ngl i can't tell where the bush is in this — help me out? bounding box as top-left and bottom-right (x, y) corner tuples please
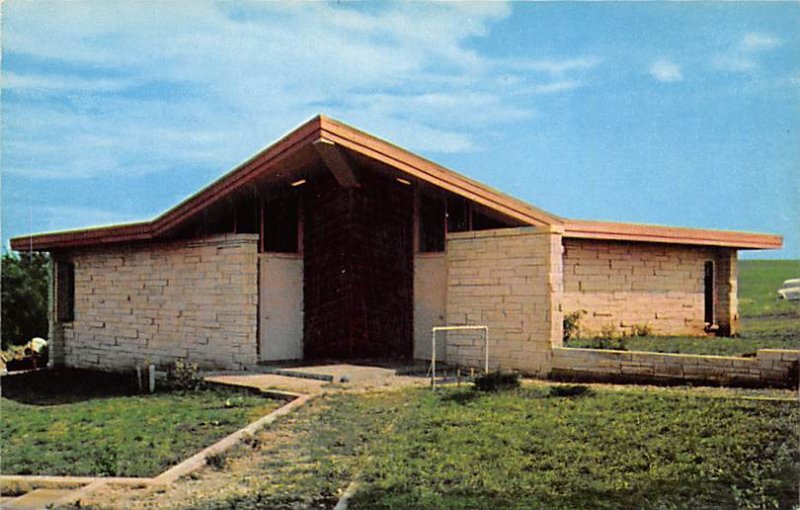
(205, 451), (229, 470)
(563, 310), (585, 341)
(166, 359), (203, 391)
(631, 323), (653, 337)
(474, 371), (520, 392)
(587, 324), (627, 350)
(1, 252), (49, 350)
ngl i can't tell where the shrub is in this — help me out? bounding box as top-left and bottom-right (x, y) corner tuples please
(631, 323), (653, 337)
(166, 359), (203, 391)
(563, 310), (586, 341)
(241, 432), (262, 450)
(1, 252), (49, 350)
(205, 451), (229, 470)
(474, 371), (520, 392)
(588, 324), (627, 350)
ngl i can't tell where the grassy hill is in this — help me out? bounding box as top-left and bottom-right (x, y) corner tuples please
(738, 259), (800, 317)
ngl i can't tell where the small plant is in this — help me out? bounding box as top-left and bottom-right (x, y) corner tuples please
(205, 451), (229, 470)
(241, 431), (262, 450)
(588, 324), (627, 350)
(167, 359), (203, 391)
(474, 371), (520, 392)
(563, 310), (586, 341)
(599, 323), (617, 339)
(631, 323), (653, 337)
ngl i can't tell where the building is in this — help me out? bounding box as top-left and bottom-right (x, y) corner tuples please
(10, 116), (782, 374)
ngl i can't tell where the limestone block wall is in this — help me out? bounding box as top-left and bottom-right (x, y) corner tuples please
(445, 227), (563, 375)
(563, 239), (737, 337)
(552, 347), (800, 388)
(57, 234), (259, 371)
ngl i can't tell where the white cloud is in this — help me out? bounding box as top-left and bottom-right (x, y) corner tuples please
(649, 59), (683, 82)
(2, 1), (601, 180)
(529, 80), (584, 94)
(507, 57), (602, 76)
(713, 32), (782, 73)
(742, 32), (781, 51)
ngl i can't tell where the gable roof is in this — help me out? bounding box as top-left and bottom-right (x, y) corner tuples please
(10, 115), (782, 251)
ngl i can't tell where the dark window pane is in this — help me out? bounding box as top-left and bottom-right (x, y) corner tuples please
(264, 195), (299, 253)
(419, 195), (445, 252)
(472, 209), (509, 231)
(447, 196), (469, 233)
(235, 200), (259, 234)
(57, 262), (75, 322)
(704, 261), (715, 324)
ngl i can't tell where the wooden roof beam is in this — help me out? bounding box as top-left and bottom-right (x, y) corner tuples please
(313, 138), (360, 188)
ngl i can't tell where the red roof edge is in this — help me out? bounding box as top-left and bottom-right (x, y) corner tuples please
(9, 115), (784, 253)
(563, 219), (783, 250)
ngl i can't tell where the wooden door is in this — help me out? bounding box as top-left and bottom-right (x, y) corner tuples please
(259, 254), (303, 361)
(413, 254), (447, 361)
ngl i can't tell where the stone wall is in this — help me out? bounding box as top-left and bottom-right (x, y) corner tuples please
(445, 227), (562, 374)
(56, 234), (259, 371)
(562, 239), (738, 337)
(552, 347), (800, 388)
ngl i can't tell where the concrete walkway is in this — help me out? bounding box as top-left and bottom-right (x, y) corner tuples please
(207, 362), (433, 394)
(2, 489), (74, 510)
(0, 363), (430, 509)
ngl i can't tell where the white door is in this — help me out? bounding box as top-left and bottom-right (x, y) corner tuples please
(259, 254), (303, 361)
(414, 254), (447, 361)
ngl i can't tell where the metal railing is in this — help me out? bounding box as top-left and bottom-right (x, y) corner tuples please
(430, 325), (489, 389)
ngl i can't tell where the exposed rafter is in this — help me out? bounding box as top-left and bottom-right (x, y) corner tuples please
(313, 138), (360, 188)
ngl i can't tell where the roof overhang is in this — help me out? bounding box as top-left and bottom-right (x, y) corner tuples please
(9, 115), (783, 253)
(10, 115), (561, 252)
(563, 219), (783, 250)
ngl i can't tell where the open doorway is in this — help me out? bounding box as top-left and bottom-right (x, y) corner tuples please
(704, 260), (715, 326)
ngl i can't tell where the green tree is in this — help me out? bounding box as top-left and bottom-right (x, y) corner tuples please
(1, 251), (49, 349)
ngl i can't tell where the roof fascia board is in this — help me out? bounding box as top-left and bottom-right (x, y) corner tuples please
(563, 220), (783, 250)
(11, 117), (322, 251)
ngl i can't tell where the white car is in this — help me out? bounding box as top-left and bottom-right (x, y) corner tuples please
(777, 278), (800, 300)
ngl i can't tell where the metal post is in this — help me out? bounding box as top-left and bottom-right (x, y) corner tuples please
(484, 326), (489, 374)
(431, 329), (436, 390)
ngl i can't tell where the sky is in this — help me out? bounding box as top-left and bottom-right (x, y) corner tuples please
(2, 1), (798, 259)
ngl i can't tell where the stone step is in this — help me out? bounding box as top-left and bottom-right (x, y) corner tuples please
(2, 488), (75, 510)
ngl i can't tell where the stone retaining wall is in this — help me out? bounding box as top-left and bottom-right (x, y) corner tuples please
(56, 234), (259, 371)
(551, 346), (799, 388)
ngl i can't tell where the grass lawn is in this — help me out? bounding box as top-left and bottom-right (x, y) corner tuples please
(101, 384), (799, 510)
(0, 369), (279, 478)
(739, 259), (800, 317)
(566, 259), (800, 356)
(566, 315), (799, 357)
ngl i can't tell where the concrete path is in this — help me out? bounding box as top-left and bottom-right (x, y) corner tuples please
(0, 363), (429, 509)
(205, 373), (327, 394)
(2, 488), (74, 509)
(207, 363), (432, 394)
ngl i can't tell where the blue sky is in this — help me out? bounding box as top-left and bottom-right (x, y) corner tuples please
(2, 1), (798, 258)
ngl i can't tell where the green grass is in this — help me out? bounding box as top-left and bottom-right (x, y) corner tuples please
(566, 260), (800, 356)
(739, 259), (800, 317)
(167, 385), (799, 510)
(566, 316), (799, 356)
(0, 369), (279, 477)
